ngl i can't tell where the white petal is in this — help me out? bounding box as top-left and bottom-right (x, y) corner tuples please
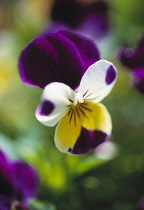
(77, 60), (117, 103)
(35, 82), (76, 127)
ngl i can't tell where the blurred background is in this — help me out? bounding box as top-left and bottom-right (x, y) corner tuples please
(0, 0), (144, 209)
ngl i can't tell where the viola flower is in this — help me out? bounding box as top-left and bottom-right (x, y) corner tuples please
(18, 30), (117, 154)
(49, 0), (109, 39)
(118, 35), (144, 94)
(35, 60), (117, 155)
(0, 150), (39, 210)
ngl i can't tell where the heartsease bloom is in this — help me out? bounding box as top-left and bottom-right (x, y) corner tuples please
(18, 30), (117, 155)
(118, 35), (144, 94)
(49, 0), (109, 39)
(35, 60), (117, 154)
(0, 150), (39, 210)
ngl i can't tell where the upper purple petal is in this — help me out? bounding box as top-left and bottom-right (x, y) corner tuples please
(131, 67), (144, 95)
(18, 30), (100, 89)
(118, 35), (144, 69)
(12, 161), (39, 204)
(71, 128), (108, 155)
(60, 30), (100, 70)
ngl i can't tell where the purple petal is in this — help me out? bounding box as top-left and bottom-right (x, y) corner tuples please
(85, 1), (109, 21)
(18, 30), (99, 90)
(79, 1), (109, 39)
(0, 150), (13, 197)
(12, 161), (39, 203)
(71, 128), (108, 155)
(60, 30), (100, 70)
(50, 0), (109, 39)
(131, 67), (144, 94)
(118, 35), (144, 69)
(51, 0), (84, 28)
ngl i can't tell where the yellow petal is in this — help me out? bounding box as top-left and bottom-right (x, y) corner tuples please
(54, 102), (112, 154)
(54, 107), (82, 154)
(81, 102), (112, 134)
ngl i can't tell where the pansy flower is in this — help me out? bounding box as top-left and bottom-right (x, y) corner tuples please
(118, 35), (144, 94)
(18, 30), (117, 154)
(0, 150), (39, 210)
(49, 0), (109, 39)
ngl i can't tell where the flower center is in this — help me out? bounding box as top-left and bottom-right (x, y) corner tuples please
(70, 92), (84, 106)
(76, 92), (84, 104)
(67, 101), (91, 126)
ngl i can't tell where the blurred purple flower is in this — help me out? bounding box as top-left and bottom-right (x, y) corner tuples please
(0, 150), (39, 210)
(48, 0), (109, 40)
(18, 30), (100, 90)
(118, 36), (144, 94)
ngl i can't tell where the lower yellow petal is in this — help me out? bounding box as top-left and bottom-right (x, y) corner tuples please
(54, 102), (112, 154)
(82, 102), (112, 134)
(54, 108), (82, 154)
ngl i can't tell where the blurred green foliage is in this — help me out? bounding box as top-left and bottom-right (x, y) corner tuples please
(0, 0), (144, 209)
